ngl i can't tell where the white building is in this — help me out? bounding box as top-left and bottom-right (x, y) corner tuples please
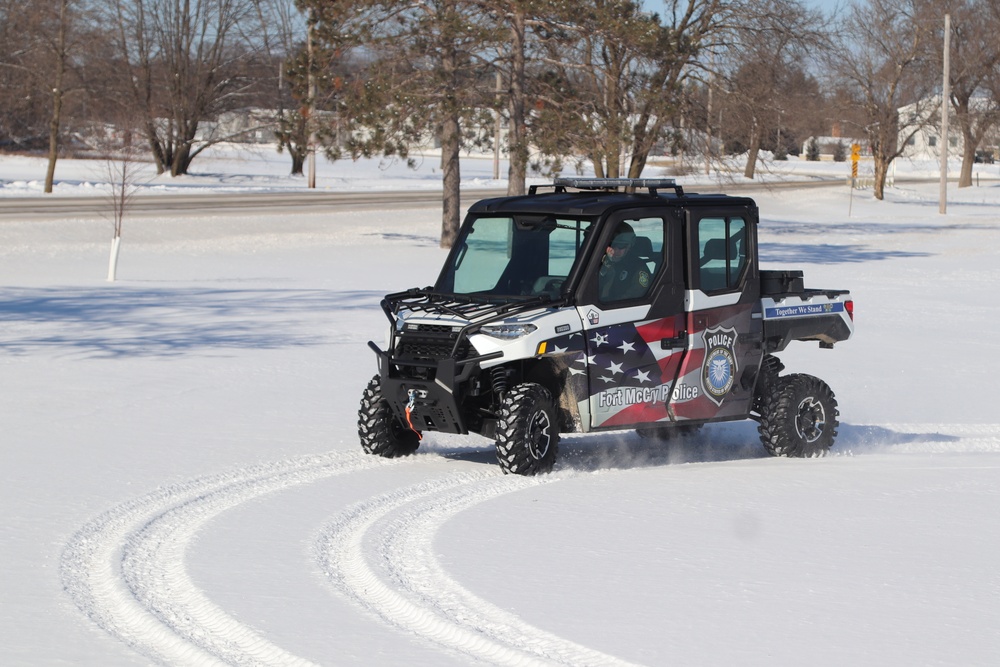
(897, 95), (999, 160)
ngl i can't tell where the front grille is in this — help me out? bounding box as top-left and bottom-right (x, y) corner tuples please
(410, 324), (458, 334)
(395, 324), (472, 363)
(398, 339), (472, 361)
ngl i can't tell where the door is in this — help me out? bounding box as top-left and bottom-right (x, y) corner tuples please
(666, 208), (764, 422)
(573, 210), (688, 430)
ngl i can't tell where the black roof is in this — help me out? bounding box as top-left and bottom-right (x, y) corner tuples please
(468, 190), (756, 218)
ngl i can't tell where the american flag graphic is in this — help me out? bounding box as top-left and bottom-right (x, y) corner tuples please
(544, 303), (757, 429)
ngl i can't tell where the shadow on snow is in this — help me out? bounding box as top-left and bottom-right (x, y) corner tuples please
(757, 217), (999, 265)
(0, 286), (386, 358)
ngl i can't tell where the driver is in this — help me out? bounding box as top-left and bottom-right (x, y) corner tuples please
(599, 222), (651, 301)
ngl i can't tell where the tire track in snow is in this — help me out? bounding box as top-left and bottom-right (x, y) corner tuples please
(61, 450), (401, 666)
(316, 471), (642, 667)
(60, 423), (1000, 665)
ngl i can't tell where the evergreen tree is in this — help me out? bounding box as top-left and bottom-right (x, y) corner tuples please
(806, 137), (820, 161)
(303, 0), (498, 247)
(533, 0), (724, 179)
(832, 140), (846, 162)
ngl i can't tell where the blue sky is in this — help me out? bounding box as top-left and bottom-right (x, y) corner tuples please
(647, 0), (846, 18)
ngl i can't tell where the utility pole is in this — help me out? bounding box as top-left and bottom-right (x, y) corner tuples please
(939, 13), (950, 214)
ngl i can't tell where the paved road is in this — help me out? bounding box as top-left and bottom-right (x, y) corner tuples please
(0, 179), (848, 221)
(0, 189), (505, 220)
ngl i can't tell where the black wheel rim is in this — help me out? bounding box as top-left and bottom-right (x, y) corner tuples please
(794, 396), (826, 443)
(386, 403), (412, 443)
(526, 410), (552, 460)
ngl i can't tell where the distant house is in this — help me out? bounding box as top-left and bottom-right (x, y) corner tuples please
(897, 95), (1000, 160)
(800, 124), (866, 160)
(193, 109), (280, 144)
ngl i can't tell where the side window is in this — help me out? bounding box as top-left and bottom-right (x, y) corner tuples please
(698, 216), (747, 292)
(598, 217), (665, 305)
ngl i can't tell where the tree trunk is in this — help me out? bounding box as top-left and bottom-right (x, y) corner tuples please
(873, 156), (890, 200)
(289, 116), (309, 176)
(290, 152), (305, 176)
(627, 142), (653, 178)
(44, 89), (63, 194)
(440, 113), (461, 248)
(592, 156), (606, 179)
(606, 147), (620, 179)
(44, 0), (69, 194)
(172, 141), (194, 176)
(506, 10), (528, 196)
(144, 120), (167, 175)
(958, 138), (976, 188)
(744, 120), (760, 179)
(627, 98), (667, 179)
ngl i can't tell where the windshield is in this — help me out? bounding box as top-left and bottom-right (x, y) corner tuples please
(436, 215), (594, 298)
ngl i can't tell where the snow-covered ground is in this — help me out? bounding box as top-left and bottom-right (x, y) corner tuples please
(2, 147), (1000, 666)
(4, 141), (996, 197)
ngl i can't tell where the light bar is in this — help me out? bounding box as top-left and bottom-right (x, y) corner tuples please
(553, 177), (677, 189)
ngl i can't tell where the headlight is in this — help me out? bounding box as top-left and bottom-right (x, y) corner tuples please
(479, 323), (537, 340)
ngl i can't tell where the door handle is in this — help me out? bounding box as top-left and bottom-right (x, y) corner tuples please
(661, 331), (688, 349)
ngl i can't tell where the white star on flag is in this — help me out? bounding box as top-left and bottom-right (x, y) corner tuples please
(618, 340), (636, 354)
(635, 369), (651, 383)
(607, 360), (624, 375)
(590, 333), (608, 347)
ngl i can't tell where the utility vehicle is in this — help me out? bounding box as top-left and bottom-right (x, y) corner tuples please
(359, 178), (854, 474)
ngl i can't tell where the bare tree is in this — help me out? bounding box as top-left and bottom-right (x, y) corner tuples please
(720, 0), (828, 179)
(471, 0), (536, 195)
(44, 0), (73, 193)
(104, 0), (266, 176)
(0, 3), (40, 148)
(101, 124), (145, 281)
(625, 0), (724, 178)
(926, 0), (1000, 187)
(828, 0), (937, 199)
(251, 0), (312, 176)
(0, 1), (89, 191)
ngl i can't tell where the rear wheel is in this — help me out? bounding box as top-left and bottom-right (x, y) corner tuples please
(495, 383), (559, 475)
(358, 375), (420, 458)
(757, 373), (838, 458)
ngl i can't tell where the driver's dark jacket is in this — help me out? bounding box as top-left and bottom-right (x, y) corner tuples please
(598, 252), (651, 302)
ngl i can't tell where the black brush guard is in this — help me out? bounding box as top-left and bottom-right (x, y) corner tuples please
(368, 288), (559, 434)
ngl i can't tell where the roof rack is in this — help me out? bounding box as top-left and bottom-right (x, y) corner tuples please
(529, 177), (684, 197)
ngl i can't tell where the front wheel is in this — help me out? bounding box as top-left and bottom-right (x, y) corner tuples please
(757, 374), (839, 458)
(495, 383), (559, 475)
(358, 375), (420, 458)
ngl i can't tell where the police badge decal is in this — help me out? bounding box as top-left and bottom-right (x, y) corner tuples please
(701, 325), (738, 405)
